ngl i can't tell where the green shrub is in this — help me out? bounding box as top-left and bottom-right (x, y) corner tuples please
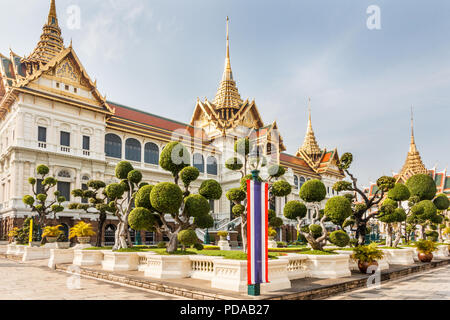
(180, 166), (200, 187)
(36, 164), (50, 175)
(324, 196), (352, 225)
(352, 243), (384, 263)
(333, 181), (352, 192)
(388, 183), (411, 201)
(159, 141), (190, 175)
(184, 194), (210, 218)
(240, 174), (262, 191)
(299, 179), (326, 203)
(177, 229), (198, 248)
(150, 182), (183, 214)
(225, 157), (243, 171)
(329, 230), (350, 247)
(157, 241), (167, 248)
(283, 201), (307, 220)
(127, 170), (142, 184)
(272, 180), (292, 197)
(128, 207), (155, 231)
(115, 161), (134, 179)
(406, 174), (437, 201)
(414, 239), (438, 254)
(198, 180), (222, 200)
(433, 194), (450, 210)
(232, 204), (245, 216)
(416, 200), (437, 219)
(193, 243), (204, 251)
(22, 195), (35, 206)
(269, 217), (283, 229)
(309, 224), (323, 238)
(226, 188), (246, 202)
(105, 183), (125, 200)
(217, 231), (228, 237)
(268, 227), (277, 237)
(134, 185), (154, 209)
(193, 214), (214, 229)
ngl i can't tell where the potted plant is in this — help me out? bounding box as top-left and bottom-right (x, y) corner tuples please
(7, 227), (19, 244)
(56, 233), (70, 249)
(352, 243), (384, 274)
(217, 231), (228, 241)
(42, 225), (63, 243)
(414, 239), (438, 262)
(268, 227), (277, 241)
(69, 221), (96, 244)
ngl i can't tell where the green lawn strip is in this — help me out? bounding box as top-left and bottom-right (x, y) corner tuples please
(296, 249), (338, 255)
(268, 247), (310, 253)
(378, 246), (404, 249)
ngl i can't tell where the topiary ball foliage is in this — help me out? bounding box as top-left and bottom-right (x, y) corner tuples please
(268, 165), (285, 178)
(150, 182), (183, 214)
(269, 217), (283, 229)
(333, 181), (352, 192)
(338, 153), (353, 170)
(115, 161), (134, 180)
(416, 200), (437, 219)
(272, 180), (292, 197)
(240, 174), (262, 191)
(226, 188), (246, 202)
(234, 138), (250, 156)
(433, 194), (450, 210)
(184, 194), (210, 218)
(379, 207), (407, 223)
(380, 198), (398, 214)
(194, 214), (214, 229)
(128, 207), (155, 231)
(23, 195), (34, 206)
(309, 224), (323, 238)
(159, 141), (190, 176)
(177, 229), (198, 247)
(105, 183), (125, 200)
(376, 176), (396, 192)
(179, 166), (199, 187)
(87, 180), (106, 190)
(283, 201), (307, 220)
(127, 170), (142, 184)
(388, 183), (411, 202)
(232, 204), (245, 216)
(198, 180), (222, 200)
(299, 179), (326, 203)
(406, 174), (437, 201)
(225, 157), (243, 171)
(134, 185), (154, 210)
(329, 230), (350, 247)
(268, 209), (276, 220)
(36, 164), (50, 175)
(324, 196), (352, 226)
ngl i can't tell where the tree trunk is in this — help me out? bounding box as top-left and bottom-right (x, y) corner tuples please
(438, 225), (443, 243)
(392, 226), (402, 247)
(355, 218), (366, 246)
(96, 213), (106, 248)
(167, 232), (179, 254)
(420, 225), (425, 240)
(386, 224), (393, 247)
(303, 232), (324, 250)
(113, 221), (129, 250)
(241, 219), (247, 253)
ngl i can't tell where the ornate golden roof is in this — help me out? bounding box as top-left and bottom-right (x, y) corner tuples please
(213, 17), (243, 110)
(28, 0), (64, 64)
(298, 98), (321, 156)
(397, 108), (428, 182)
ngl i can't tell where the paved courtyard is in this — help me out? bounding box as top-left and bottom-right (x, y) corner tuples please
(327, 265), (450, 300)
(0, 258), (183, 300)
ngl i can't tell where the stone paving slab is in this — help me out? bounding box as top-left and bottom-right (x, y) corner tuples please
(0, 258), (183, 300)
(53, 257), (450, 300)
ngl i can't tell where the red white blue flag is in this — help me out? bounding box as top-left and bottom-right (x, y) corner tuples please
(247, 180), (269, 285)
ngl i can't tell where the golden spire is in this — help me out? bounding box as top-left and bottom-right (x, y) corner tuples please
(213, 17), (243, 111)
(299, 98), (321, 155)
(398, 106), (428, 182)
(28, 0), (64, 63)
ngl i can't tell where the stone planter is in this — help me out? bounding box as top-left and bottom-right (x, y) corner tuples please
(189, 256), (224, 280)
(144, 255), (191, 279)
(6, 243), (17, 255)
(56, 242), (71, 249)
(30, 241), (41, 247)
(137, 252), (157, 272)
(305, 254), (351, 279)
(13, 245), (27, 256)
(77, 236), (91, 244)
(22, 247), (51, 261)
(73, 249), (104, 266)
(46, 237), (58, 243)
(0, 241), (9, 245)
(217, 239), (231, 251)
(48, 249), (75, 269)
(0, 245), (7, 254)
(381, 248), (415, 265)
(433, 245), (449, 259)
(102, 251), (140, 271)
(278, 254), (309, 279)
(335, 250), (389, 271)
(211, 259), (291, 293)
(268, 237), (277, 249)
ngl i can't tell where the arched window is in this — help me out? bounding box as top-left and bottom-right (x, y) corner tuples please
(125, 138), (141, 162)
(207, 156), (217, 175)
(299, 177), (306, 190)
(105, 134), (122, 158)
(58, 170), (71, 178)
(294, 175), (299, 189)
(193, 153), (205, 173)
(144, 142), (159, 165)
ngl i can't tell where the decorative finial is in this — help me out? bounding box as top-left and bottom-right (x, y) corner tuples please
(48, 0), (58, 26)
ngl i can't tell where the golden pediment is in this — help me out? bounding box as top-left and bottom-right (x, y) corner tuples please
(55, 57), (79, 82)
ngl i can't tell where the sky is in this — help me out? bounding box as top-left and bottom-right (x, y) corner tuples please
(1, 0), (449, 186)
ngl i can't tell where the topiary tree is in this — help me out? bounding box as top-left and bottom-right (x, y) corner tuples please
(177, 229), (198, 251)
(433, 194), (449, 242)
(129, 142), (221, 253)
(69, 180), (116, 247)
(224, 137), (291, 253)
(332, 152), (396, 246)
(22, 164), (67, 243)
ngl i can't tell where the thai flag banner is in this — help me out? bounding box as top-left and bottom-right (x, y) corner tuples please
(246, 179), (269, 285)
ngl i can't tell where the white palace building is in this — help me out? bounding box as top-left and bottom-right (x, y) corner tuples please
(0, 1), (345, 245)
